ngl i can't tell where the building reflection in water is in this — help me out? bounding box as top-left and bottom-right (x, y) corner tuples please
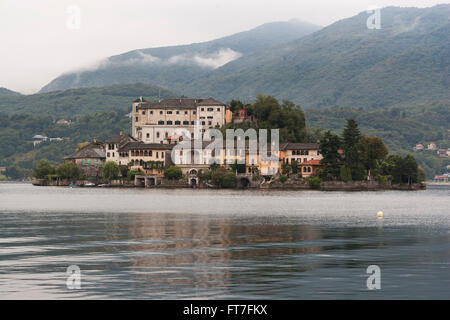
(101, 212), (324, 293)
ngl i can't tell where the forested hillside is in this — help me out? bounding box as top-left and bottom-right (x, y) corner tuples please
(40, 20), (320, 93)
(182, 5), (450, 108)
(0, 83), (175, 118)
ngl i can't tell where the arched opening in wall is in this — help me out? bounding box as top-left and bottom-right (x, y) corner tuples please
(190, 178), (197, 186)
(148, 177), (156, 186)
(189, 169), (198, 175)
(239, 177), (250, 189)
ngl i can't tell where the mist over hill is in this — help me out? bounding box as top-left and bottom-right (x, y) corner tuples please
(39, 20), (321, 93)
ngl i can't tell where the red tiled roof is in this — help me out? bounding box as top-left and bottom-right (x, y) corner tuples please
(300, 160), (321, 165)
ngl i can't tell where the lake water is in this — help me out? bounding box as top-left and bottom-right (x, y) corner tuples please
(0, 182), (449, 299)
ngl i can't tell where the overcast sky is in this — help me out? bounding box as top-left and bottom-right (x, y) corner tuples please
(0, 0), (446, 94)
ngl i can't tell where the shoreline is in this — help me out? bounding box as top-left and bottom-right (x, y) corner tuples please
(29, 179), (427, 191)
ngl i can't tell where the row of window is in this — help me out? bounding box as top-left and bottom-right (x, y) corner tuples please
(130, 150), (164, 158)
(285, 158), (312, 164)
(108, 151), (165, 158)
(140, 107), (221, 116)
(292, 150), (310, 155)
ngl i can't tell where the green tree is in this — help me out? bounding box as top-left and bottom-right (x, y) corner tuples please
(103, 161), (119, 181)
(342, 119), (365, 180)
(282, 163), (292, 175)
(402, 154), (419, 185)
(211, 168), (237, 188)
(279, 174), (288, 183)
(164, 166), (182, 180)
(56, 162), (80, 182)
(198, 169), (212, 182)
(340, 165), (352, 182)
(33, 159), (55, 179)
(358, 136), (389, 180)
(319, 131), (342, 180)
(291, 159), (299, 174)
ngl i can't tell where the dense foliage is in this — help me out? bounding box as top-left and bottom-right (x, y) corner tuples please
(0, 83), (175, 117)
(103, 161), (119, 181)
(0, 111), (131, 179)
(223, 95), (309, 143)
(307, 102), (449, 178)
(319, 119), (422, 184)
(164, 166), (182, 180)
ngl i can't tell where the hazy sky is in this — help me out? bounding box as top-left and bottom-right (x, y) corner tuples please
(0, 0), (447, 93)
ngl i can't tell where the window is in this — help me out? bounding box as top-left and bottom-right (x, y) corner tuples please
(201, 108), (204, 111)
(142, 111), (145, 115)
(107, 152), (110, 157)
(191, 121), (195, 125)
(304, 158), (307, 163)
(156, 132), (160, 138)
(135, 117), (138, 122)
(193, 111), (196, 115)
(184, 111), (188, 114)
(208, 121), (212, 125)
(176, 111), (179, 114)
(166, 120), (173, 125)
(159, 111), (163, 114)
(207, 108), (213, 111)
(156, 152), (159, 158)
(146, 133), (150, 138)
(167, 111), (172, 114)
(150, 111), (153, 114)
(175, 120), (181, 125)
(165, 132), (168, 138)
(158, 120), (164, 125)
(183, 121), (189, 125)
(207, 116), (213, 119)
(201, 121), (205, 125)
(161, 152), (164, 158)
(217, 108), (220, 111)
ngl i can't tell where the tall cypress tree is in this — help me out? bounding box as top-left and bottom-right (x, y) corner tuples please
(319, 130), (342, 180)
(342, 119), (365, 180)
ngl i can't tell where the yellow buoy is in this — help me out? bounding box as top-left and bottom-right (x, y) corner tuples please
(377, 211), (384, 218)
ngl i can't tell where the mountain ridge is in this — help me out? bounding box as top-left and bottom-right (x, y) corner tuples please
(39, 20), (321, 93)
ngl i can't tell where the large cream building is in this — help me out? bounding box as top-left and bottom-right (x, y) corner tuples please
(132, 97), (231, 143)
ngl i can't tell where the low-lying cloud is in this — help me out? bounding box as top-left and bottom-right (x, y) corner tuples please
(118, 48), (242, 69)
(167, 48), (242, 69)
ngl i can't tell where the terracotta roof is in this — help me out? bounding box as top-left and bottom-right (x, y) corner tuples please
(280, 143), (319, 150)
(64, 142), (105, 160)
(300, 160), (322, 165)
(136, 98), (226, 110)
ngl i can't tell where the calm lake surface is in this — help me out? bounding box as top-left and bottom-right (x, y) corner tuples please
(0, 182), (449, 299)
